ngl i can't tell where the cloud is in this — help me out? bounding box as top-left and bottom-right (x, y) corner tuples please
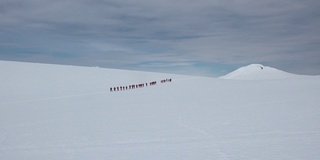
(1, 0), (320, 76)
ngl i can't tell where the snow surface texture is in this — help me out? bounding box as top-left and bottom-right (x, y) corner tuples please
(1, 60), (320, 160)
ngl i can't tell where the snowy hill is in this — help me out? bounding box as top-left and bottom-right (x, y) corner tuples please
(220, 64), (298, 80)
(1, 60), (320, 160)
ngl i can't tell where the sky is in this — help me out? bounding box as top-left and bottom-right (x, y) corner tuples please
(1, 0), (320, 77)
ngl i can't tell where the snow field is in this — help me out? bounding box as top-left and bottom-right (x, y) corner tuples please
(1, 61), (320, 160)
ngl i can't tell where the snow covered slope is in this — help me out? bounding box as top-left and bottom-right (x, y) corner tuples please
(1, 60), (320, 160)
(220, 64), (298, 80)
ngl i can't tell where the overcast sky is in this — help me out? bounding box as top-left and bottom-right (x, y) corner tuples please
(1, 0), (319, 77)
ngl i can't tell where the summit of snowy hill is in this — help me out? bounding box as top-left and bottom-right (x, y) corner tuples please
(220, 64), (297, 80)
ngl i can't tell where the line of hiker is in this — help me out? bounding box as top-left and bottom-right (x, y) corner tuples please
(110, 79), (172, 92)
(161, 78), (172, 83)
